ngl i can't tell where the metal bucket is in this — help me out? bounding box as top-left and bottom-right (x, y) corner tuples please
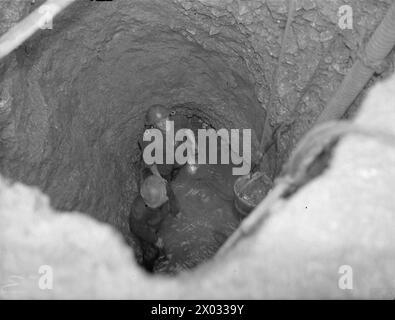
(233, 172), (272, 217)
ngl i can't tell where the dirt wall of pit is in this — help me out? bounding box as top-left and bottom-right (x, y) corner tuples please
(1, 72), (395, 299)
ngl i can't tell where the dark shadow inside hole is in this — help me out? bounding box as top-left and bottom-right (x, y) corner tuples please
(129, 112), (250, 274)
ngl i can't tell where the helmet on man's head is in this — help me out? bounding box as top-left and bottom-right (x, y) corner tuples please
(145, 104), (170, 127)
(140, 175), (168, 208)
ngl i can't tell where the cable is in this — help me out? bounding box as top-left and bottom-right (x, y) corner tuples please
(0, 0), (77, 61)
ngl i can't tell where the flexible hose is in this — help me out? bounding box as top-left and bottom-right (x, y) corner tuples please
(315, 0), (395, 123)
(0, 0), (77, 61)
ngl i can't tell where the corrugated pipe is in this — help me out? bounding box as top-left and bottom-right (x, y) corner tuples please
(315, 0), (395, 124)
(0, 0), (77, 61)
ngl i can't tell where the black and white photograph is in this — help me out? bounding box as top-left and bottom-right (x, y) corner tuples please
(0, 0), (394, 304)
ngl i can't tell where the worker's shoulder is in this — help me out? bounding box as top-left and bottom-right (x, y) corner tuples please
(130, 195), (149, 220)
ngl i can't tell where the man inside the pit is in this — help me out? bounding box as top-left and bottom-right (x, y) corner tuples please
(138, 104), (190, 181)
(129, 174), (180, 271)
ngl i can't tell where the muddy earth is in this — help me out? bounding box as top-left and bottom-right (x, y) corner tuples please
(1, 0), (394, 277)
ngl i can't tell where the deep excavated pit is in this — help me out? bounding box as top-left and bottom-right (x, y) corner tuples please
(0, 0), (268, 273)
(0, 0), (393, 275)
